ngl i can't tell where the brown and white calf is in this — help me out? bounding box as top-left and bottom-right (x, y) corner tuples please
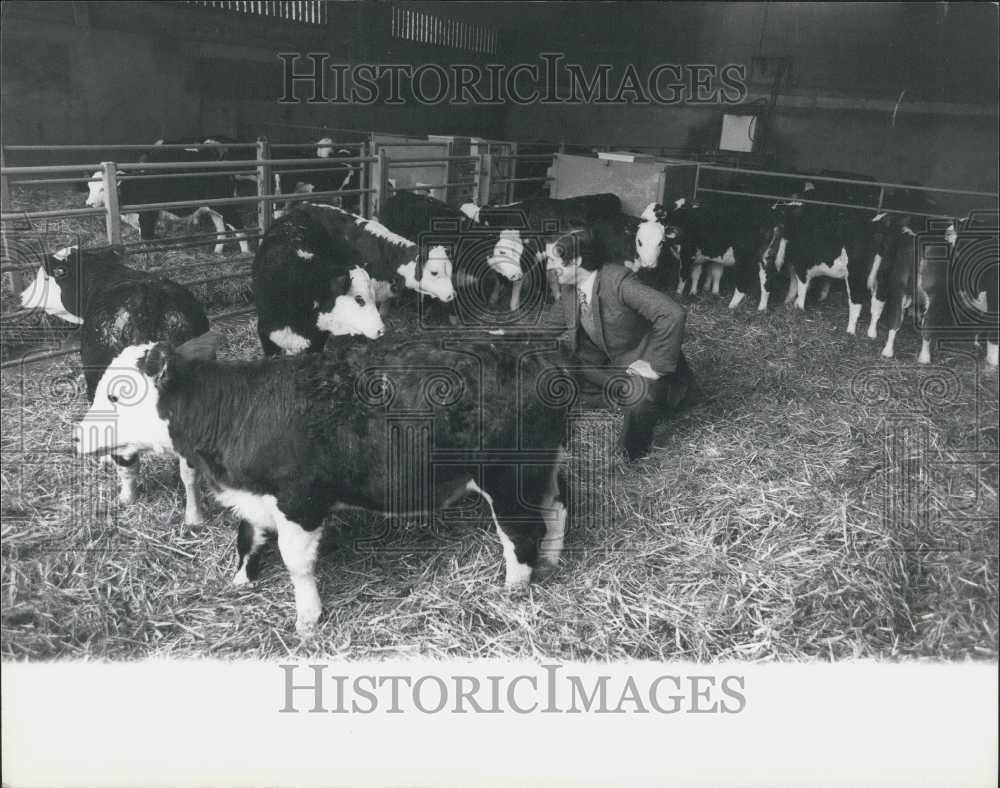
(74, 337), (572, 634)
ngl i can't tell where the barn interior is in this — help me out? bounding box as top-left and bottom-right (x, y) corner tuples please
(3, 1), (998, 190)
(1, 5), (998, 773)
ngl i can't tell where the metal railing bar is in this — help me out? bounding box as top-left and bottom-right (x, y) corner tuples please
(114, 156), (375, 171)
(0, 346), (78, 369)
(265, 187), (375, 204)
(11, 177), (94, 187)
(1, 207), (106, 220)
(695, 187), (969, 220)
(119, 169), (258, 181)
(386, 181), (476, 191)
(491, 176), (555, 184)
(2, 165), (103, 175)
(3, 143), (259, 151)
(492, 154), (557, 161)
(695, 163), (999, 200)
(120, 194), (270, 212)
(269, 142), (365, 149)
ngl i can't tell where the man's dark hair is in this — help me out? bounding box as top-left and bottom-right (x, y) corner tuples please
(551, 226), (603, 271)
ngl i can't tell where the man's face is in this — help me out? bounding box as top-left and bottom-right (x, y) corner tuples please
(545, 240), (586, 286)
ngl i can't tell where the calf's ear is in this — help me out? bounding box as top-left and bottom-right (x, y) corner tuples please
(176, 330), (223, 362)
(330, 272), (350, 298)
(139, 342), (173, 389)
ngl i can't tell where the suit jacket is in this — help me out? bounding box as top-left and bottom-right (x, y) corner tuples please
(556, 264), (687, 376)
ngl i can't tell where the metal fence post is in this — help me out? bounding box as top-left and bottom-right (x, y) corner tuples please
(0, 147), (10, 215)
(692, 163), (701, 203)
(478, 152), (493, 206)
(359, 139), (370, 218)
(877, 186), (885, 212)
(101, 161), (121, 246)
(370, 147), (388, 218)
(256, 136), (272, 233)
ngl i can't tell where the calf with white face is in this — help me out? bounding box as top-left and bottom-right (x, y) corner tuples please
(74, 337), (572, 636)
(314, 266), (385, 340)
(253, 208), (387, 356)
(21, 244), (213, 524)
(397, 244), (456, 303)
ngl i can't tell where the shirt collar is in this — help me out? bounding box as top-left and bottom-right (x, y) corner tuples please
(578, 268), (597, 305)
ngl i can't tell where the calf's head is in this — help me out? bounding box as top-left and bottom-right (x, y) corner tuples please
(398, 245), (456, 302)
(316, 266), (385, 339)
(19, 246), (87, 324)
(634, 218), (668, 269)
(74, 332), (222, 457)
(487, 230), (526, 281)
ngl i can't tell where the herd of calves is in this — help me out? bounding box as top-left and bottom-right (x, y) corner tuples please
(16, 183), (998, 634)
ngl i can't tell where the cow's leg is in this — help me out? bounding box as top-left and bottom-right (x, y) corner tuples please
(509, 278), (524, 312)
(987, 342), (999, 368)
(756, 263), (771, 311)
(794, 273), (810, 310)
(846, 279), (862, 335)
(865, 254), (884, 339)
(918, 338), (932, 364)
(233, 519), (268, 586)
(817, 279), (832, 302)
(178, 456), (204, 526)
(784, 273), (799, 305)
(867, 296), (885, 339)
(881, 329), (898, 359)
(225, 222), (251, 255)
(466, 479), (535, 589)
(709, 262), (724, 295)
(688, 262), (702, 296)
(536, 449), (569, 574)
(112, 452), (140, 505)
(204, 209), (228, 254)
(275, 512), (323, 634)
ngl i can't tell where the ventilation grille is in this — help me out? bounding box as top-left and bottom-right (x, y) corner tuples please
(391, 6), (498, 54)
(186, 1), (328, 26)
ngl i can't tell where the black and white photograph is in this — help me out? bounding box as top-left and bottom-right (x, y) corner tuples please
(1, 2), (997, 785)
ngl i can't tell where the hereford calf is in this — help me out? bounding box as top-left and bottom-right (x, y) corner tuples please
(293, 203), (455, 311)
(19, 245), (211, 523)
(253, 209), (385, 356)
(74, 337), (572, 634)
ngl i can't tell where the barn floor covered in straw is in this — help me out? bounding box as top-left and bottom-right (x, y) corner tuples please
(2, 188), (997, 660)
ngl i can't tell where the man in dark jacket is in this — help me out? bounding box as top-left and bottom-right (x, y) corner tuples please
(545, 227), (700, 460)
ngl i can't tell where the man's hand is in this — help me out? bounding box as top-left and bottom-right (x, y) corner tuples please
(626, 360), (661, 380)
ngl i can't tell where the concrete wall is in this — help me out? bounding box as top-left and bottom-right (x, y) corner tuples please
(0, 0), (510, 163)
(2, 1), (997, 196)
(500, 1), (999, 193)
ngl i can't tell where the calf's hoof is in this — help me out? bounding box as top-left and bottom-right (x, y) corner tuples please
(531, 559), (559, 583)
(295, 611), (321, 637)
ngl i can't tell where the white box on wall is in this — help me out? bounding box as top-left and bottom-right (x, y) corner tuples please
(720, 113), (757, 152)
